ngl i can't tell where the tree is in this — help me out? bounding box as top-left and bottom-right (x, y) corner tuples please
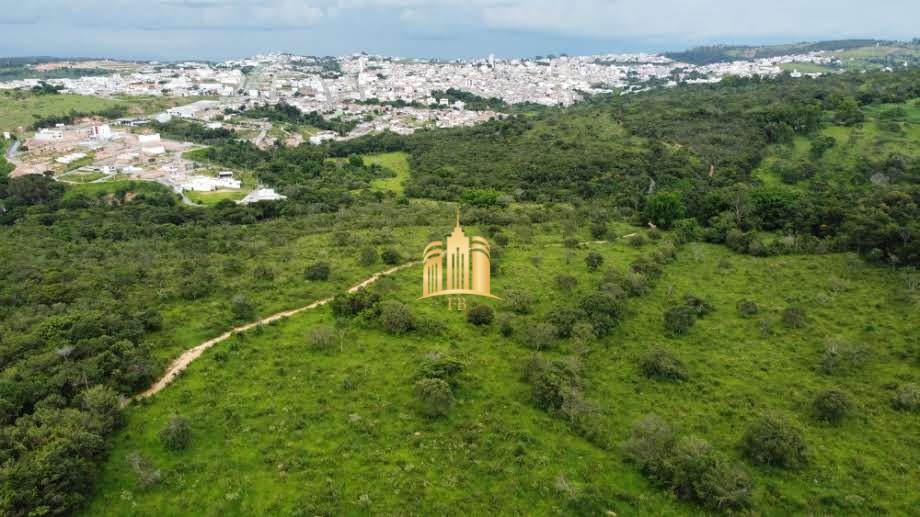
(231, 293), (256, 320)
(585, 251), (604, 272)
(381, 248), (402, 265)
(414, 378), (454, 417)
(160, 415), (191, 451)
(359, 246), (378, 266)
(664, 305), (696, 334)
(304, 261), (331, 281)
(379, 300), (415, 334)
(643, 192), (685, 229)
(741, 414), (809, 468)
(467, 304), (494, 326)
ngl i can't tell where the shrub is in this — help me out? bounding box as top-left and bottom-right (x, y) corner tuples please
(639, 347), (689, 381)
(126, 452), (162, 489)
(621, 414), (677, 482)
(590, 222), (608, 240)
(304, 261), (331, 281)
(812, 389), (851, 423)
(673, 218), (700, 243)
(563, 237), (580, 249)
(585, 251), (604, 272)
(252, 264), (275, 281)
(579, 291), (625, 336)
(414, 378), (453, 417)
(622, 415), (751, 510)
(737, 300), (759, 318)
(416, 353), (465, 388)
(547, 307), (581, 338)
(554, 274), (577, 292)
(819, 339), (868, 374)
(520, 322), (558, 351)
(498, 314), (515, 337)
(630, 256), (663, 277)
(381, 248), (402, 265)
(378, 300), (415, 334)
(741, 414), (809, 468)
(781, 306), (807, 328)
(627, 233), (647, 248)
(330, 289), (381, 318)
(683, 293), (714, 316)
(159, 415), (191, 451)
(466, 304), (495, 326)
(530, 359), (580, 412)
(891, 383), (920, 412)
(308, 325), (338, 351)
(669, 436), (753, 510)
(504, 289), (535, 314)
(664, 305), (696, 334)
(231, 294), (255, 321)
(358, 246), (378, 266)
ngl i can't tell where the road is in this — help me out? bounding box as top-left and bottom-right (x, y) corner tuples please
(5, 139), (21, 161)
(125, 261), (420, 407)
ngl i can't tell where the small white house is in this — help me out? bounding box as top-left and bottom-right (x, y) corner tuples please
(181, 176), (241, 191)
(2, 131), (10, 140)
(308, 131), (337, 145)
(138, 133), (161, 144)
(142, 145), (166, 156)
(35, 129), (64, 141)
(90, 124), (112, 140)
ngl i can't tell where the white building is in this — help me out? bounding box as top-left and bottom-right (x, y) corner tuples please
(238, 188), (286, 204)
(142, 145), (166, 156)
(138, 133), (161, 144)
(308, 131), (337, 145)
(35, 129), (64, 141)
(181, 176), (242, 191)
(90, 124), (112, 140)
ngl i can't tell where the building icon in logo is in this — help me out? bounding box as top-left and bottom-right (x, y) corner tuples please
(420, 209), (499, 300)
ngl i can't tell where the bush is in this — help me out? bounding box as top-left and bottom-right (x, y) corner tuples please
(378, 300), (415, 334)
(330, 289), (381, 318)
(159, 415), (191, 451)
(414, 378), (454, 417)
(358, 246), (378, 266)
(504, 289), (535, 314)
(781, 306), (807, 328)
(579, 291), (625, 336)
(554, 274), (577, 292)
(498, 314), (515, 337)
(520, 322), (558, 351)
(683, 293), (713, 316)
(639, 347), (689, 381)
(381, 248), (402, 265)
(585, 251), (604, 272)
(231, 293), (256, 321)
(627, 233), (647, 248)
(741, 414), (809, 468)
(737, 300), (758, 318)
(467, 304), (494, 326)
(416, 353), (465, 388)
(664, 305), (696, 334)
(891, 383), (920, 412)
(308, 325), (338, 351)
(669, 436), (753, 510)
(530, 359), (580, 412)
(622, 415), (751, 510)
(547, 307), (581, 338)
(590, 222), (608, 240)
(622, 414), (677, 482)
(819, 339), (868, 374)
(304, 261), (331, 281)
(812, 389), (851, 423)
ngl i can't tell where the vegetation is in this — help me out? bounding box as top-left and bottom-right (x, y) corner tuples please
(0, 66), (918, 515)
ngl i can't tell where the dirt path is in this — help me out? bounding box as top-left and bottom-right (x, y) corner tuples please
(127, 261), (419, 406)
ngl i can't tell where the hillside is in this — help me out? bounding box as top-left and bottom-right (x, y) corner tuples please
(0, 68), (918, 516)
(85, 234), (919, 515)
(665, 40), (920, 68)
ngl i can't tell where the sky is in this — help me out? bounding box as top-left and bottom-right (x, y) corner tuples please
(0, 0), (917, 61)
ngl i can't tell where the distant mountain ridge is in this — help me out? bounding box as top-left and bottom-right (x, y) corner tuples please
(665, 39), (919, 65)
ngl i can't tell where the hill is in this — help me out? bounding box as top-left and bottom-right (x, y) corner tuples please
(0, 68), (918, 516)
(665, 40), (920, 68)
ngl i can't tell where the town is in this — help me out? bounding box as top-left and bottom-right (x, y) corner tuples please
(0, 49), (844, 202)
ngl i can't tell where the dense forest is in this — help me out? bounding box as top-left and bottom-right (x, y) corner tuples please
(0, 68), (918, 515)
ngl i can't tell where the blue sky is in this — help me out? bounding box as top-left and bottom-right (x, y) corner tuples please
(0, 1), (917, 60)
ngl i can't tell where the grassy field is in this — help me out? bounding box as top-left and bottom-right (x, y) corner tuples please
(365, 152), (411, 194)
(186, 190), (248, 205)
(778, 62), (837, 74)
(0, 91), (219, 132)
(0, 91), (122, 131)
(84, 221), (920, 515)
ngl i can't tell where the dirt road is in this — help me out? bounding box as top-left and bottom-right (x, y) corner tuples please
(127, 261), (419, 406)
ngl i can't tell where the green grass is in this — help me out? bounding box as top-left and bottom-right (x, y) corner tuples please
(778, 62), (837, 74)
(85, 231), (920, 515)
(186, 190), (247, 205)
(365, 152), (411, 194)
(0, 92), (122, 131)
